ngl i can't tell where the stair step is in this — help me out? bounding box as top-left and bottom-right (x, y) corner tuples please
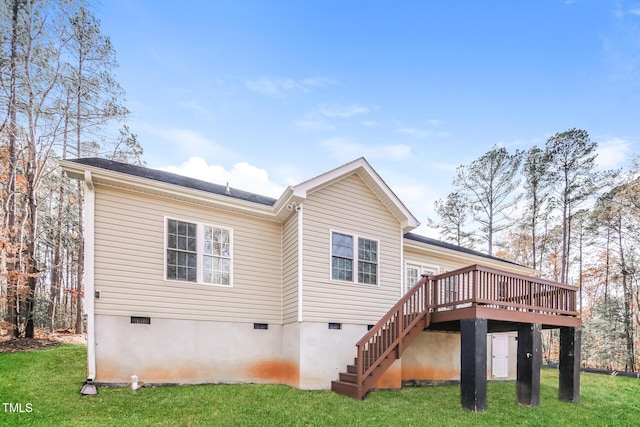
(331, 380), (361, 399)
(339, 372), (357, 383)
(331, 304), (431, 400)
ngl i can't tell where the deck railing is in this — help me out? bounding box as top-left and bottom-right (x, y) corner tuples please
(341, 264), (579, 399)
(432, 264), (578, 316)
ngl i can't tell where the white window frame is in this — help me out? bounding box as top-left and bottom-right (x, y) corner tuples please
(404, 262), (439, 294)
(164, 216), (233, 287)
(330, 230), (380, 286)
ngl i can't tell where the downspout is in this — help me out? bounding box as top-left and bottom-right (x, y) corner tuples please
(400, 224), (405, 298)
(83, 170), (96, 382)
(297, 203), (303, 322)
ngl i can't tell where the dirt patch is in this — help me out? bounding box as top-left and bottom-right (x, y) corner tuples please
(0, 329), (87, 354)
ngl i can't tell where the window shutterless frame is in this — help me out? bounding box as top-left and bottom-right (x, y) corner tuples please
(329, 230), (380, 286)
(164, 216), (233, 287)
(404, 262), (439, 294)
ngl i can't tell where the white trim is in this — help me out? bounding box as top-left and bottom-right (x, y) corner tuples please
(400, 224), (405, 298)
(404, 261), (440, 275)
(403, 238), (535, 276)
(329, 229), (381, 287)
(404, 261), (439, 294)
(290, 158), (420, 231)
(61, 161), (276, 220)
(163, 216), (234, 287)
(83, 171), (96, 381)
(61, 158), (420, 230)
(297, 204), (304, 322)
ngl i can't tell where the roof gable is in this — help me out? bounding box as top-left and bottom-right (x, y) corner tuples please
(283, 157), (420, 232)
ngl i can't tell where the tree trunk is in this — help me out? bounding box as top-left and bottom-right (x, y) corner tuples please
(47, 187), (64, 331)
(47, 103), (70, 331)
(618, 219), (636, 371)
(5, 0), (21, 338)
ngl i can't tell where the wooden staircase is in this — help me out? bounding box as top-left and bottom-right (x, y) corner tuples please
(331, 275), (432, 399)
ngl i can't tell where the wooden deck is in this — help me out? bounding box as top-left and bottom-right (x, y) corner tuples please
(429, 264), (581, 330)
(331, 264), (581, 400)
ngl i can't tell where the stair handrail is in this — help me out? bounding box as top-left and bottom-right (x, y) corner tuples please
(355, 274), (432, 386)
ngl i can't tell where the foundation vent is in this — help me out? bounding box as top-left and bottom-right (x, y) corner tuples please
(130, 316), (151, 325)
(328, 322), (342, 330)
(253, 323), (268, 330)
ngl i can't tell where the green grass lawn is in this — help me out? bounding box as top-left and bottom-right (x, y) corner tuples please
(1, 345), (639, 426)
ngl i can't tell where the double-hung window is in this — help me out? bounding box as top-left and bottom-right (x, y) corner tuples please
(203, 226), (231, 285)
(166, 218), (232, 286)
(166, 220), (197, 282)
(331, 232), (378, 285)
(405, 264), (438, 294)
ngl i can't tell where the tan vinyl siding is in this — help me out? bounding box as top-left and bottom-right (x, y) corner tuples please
(301, 173), (402, 324)
(403, 247), (468, 274)
(93, 184), (282, 323)
(282, 212), (299, 324)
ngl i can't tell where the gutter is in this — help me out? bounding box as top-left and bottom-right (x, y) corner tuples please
(59, 160), (276, 222)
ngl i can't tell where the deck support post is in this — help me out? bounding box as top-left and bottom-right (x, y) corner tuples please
(516, 323), (541, 406)
(460, 318), (487, 412)
(559, 327), (581, 402)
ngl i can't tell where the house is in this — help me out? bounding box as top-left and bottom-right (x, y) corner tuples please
(61, 157), (580, 411)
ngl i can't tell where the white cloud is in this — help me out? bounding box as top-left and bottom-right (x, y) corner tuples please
(176, 99), (209, 115)
(315, 102), (370, 118)
(596, 137), (632, 169)
(395, 119), (446, 139)
(301, 77), (338, 87)
(295, 102), (373, 131)
(630, 8), (640, 16)
(137, 124), (232, 159)
(396, 127), (431, 138)
(245, 77), (305, 97)
(384, 144), (413, 159)
(245, 76), (336, 97)
(361, 120), (378, 127)
(293, 119), (335, 131)
(321, 137), (412, 161)
(162, 157), (286, 198)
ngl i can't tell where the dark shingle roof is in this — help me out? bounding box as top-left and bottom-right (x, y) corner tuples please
(67, 158), (278, 206)
(68, 159), (522, 266)
(403, 232), (520, 266)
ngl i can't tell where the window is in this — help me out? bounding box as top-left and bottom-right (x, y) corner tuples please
(331, 232), (353, 281)
(405, 266), (419, 293)
(358, 238), (378, 284)
(167, 219), (197, 282)
(331, 232), (378, 285)
(166, 218), (232, 286)
(203, 226), (231, 285)
(405, 263), (438, 294)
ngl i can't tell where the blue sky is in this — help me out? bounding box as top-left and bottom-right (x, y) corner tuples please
(98, 1), (640, 236)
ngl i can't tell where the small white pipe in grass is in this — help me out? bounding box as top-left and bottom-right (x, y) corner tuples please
(131, 375), (139, 391)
